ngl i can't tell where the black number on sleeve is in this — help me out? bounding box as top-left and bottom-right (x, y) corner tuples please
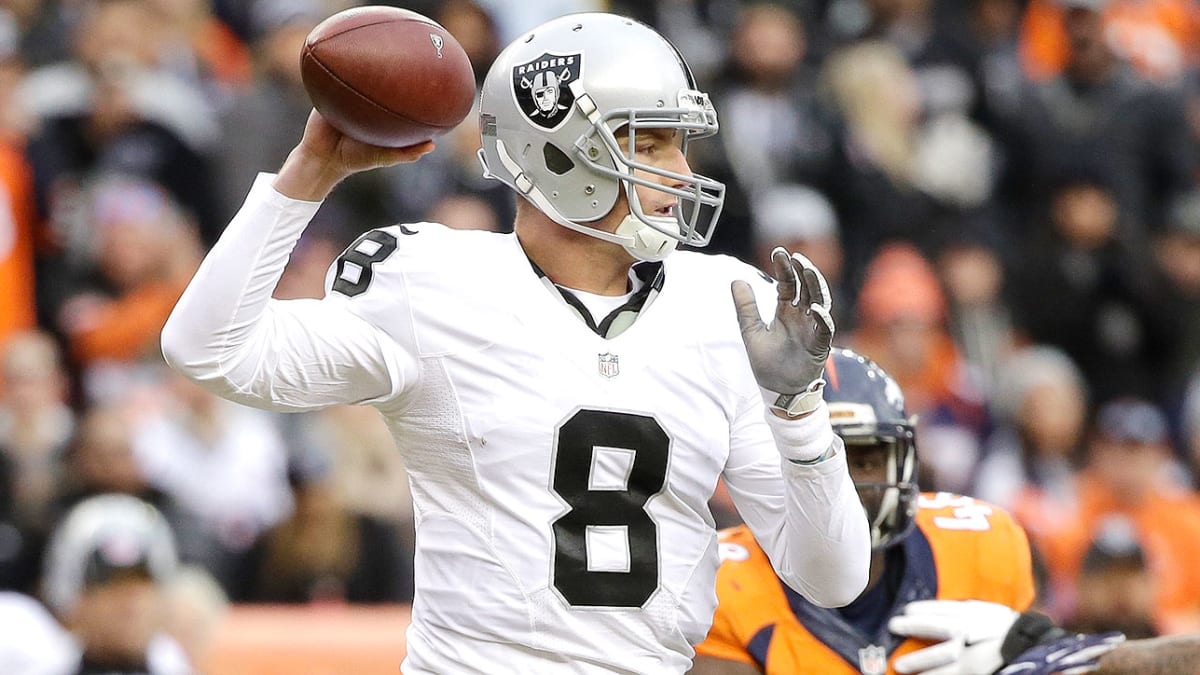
(331, 230), (398, 298)
(551, 409), (670, 608)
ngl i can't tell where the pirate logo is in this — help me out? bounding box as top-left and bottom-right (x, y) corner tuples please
(512, 52), (582, 130)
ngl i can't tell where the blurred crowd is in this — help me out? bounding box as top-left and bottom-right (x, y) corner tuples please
(0, 0), (1198, 668)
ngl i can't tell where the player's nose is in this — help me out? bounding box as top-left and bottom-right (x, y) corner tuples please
(663, 145), (692, 185)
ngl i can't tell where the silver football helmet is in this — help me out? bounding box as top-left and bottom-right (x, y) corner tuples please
(478, 13), (725, 261)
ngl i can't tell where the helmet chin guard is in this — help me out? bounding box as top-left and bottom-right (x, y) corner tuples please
(477, 13), (725, 260)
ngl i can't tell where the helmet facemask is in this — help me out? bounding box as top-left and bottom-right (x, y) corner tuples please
(841, 425), (918, 550)
(572, 88), (725, 259)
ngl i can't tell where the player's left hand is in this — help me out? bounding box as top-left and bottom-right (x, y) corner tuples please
(997, 632), (1125, 675)
(732, 247), (834, 412)
(888, 600), (1018, 675)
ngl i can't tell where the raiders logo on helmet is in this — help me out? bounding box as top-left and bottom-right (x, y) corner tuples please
(511, 52), (582, 130)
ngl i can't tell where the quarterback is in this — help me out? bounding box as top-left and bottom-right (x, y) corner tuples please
(161, 13), (869, 674)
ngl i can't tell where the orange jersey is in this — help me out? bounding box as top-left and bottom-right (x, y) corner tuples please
(0, 142), (36, 348)
(696, 493), (1036, 674)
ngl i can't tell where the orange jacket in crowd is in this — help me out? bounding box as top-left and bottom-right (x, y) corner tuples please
(0, 142), (36, 349)
(1020, 0), (1200, 82)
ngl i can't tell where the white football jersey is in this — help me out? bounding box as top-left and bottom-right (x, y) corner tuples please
(162, 175), (870, 674)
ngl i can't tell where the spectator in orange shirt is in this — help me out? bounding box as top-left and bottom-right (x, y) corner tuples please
(56, 176), (201, 369)
(849, 242), (988, 495)
(1029, 398), (1200, 634)
(1066, 515), (1159, 640)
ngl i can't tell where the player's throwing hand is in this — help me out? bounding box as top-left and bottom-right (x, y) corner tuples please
(732, 247), (835, 417)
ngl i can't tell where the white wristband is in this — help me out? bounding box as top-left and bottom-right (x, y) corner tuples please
(764, 399), (837, 463)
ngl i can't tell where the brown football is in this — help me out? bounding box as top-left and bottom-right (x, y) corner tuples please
(300, 6), (476, 148)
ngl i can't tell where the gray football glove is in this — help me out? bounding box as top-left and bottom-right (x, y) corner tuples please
(732, 247), (835, 416)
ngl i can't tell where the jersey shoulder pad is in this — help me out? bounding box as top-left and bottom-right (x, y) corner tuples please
(915, 492), (1035, 608)
(716, 525), (763, 564)
(915, 492), (1024, 538)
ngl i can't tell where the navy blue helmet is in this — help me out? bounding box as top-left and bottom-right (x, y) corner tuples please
(825, 348), (918, 550)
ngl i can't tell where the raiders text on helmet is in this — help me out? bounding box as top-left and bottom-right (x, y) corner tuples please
(478, 13), (725, 261)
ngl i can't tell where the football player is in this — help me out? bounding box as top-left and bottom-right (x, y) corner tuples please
(691, 348), (1186, 675)
(161, 12), (870, 674)
(693, 348), (1040, 674)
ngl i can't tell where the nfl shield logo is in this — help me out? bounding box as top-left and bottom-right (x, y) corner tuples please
(512, 51), (582, 130)
(858, 645), (887, 675)
(598, 353), (619, 379)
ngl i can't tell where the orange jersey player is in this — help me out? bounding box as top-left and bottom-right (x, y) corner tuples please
(692, 348), (1037, 675)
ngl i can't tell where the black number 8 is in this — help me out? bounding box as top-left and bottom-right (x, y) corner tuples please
(551, 409), (670, 608)
(331, 230), (398, 298)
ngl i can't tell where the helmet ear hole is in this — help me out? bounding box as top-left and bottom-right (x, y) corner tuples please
(542, 142), (575, 175)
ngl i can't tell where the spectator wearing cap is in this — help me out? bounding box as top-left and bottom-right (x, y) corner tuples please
(976, 346), (1088, 520)
(751, 183), (846, 327)
(1067, 515), (1159, 640)
(1032, 398), (1200, 633)
(848, 242), (989, 494)
(55, 175), (202, 377)
(0, 494), (192, 674)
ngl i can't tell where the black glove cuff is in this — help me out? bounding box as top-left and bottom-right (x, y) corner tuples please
(998, 611), (1070, 664)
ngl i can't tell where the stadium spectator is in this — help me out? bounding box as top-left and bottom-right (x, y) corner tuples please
(751, 183), (847, 329)
(1020, 0), (1200, 84)
(975, 346), (1090, 526)
(55, 176), (201, 375)
(935, 232), (1016, 396)
(130, 373), (293, 595)
(1032, 398), (1200, 633)
(214, 0), (322, 225)
(1066, 515), (1159, 640)
(234, 466), (412, 604)
(0, 494), (191, 674)
(20, 0), (222, 246)
(1009, 169), (1174, 402)
(1156, 189), (1200, 396)
(0, 331), (72, 531)
(820, 41), (961, 293)
(996, 0), (1197, 243)
(850, 243), (988, 494)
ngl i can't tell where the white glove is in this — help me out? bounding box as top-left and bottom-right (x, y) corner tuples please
(889, 600), (1020, 675)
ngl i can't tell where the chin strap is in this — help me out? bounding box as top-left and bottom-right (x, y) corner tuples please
(614, 214), (677, 261)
